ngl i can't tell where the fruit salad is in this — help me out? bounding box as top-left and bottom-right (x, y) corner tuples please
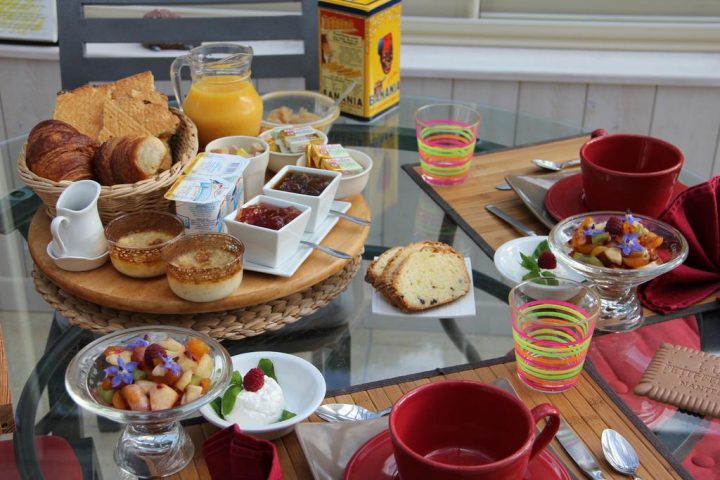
(568, 213), (664, 269)
(97, 336), (215, 411)
(211, 358), (295, 426)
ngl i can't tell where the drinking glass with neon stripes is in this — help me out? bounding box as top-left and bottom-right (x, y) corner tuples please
(510, 277), (600, 393)
(414, 104), (481, 186)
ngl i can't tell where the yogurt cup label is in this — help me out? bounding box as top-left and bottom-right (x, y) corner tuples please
(165, 175), (234, 233)
(185, 153), (251, 214)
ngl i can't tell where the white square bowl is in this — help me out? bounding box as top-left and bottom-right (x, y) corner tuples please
(223, 195), (310, 268)
(263, 165), (341, 233)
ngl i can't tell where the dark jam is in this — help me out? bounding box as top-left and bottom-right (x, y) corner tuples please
(275, 172), (331, 197)
(237, 204), (301, 230)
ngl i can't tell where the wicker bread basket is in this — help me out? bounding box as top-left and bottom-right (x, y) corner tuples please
(18, 107), (198, 223)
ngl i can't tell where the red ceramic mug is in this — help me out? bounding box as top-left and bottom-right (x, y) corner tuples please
(389, 380), (560, 480)
(580, 129), (684, 217)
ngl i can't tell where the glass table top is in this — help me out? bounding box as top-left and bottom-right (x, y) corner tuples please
(1, 95), (717, 479)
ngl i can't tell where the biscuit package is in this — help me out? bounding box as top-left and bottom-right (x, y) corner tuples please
(319, 0), (401, 121)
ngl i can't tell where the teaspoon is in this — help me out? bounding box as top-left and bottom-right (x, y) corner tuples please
(532, 158), (581, 171)
(316, 403), (392, 422)
(300, 241), (352, 259)
(601, 429), (642, 480)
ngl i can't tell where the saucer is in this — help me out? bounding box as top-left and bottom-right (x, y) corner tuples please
(545, 173), (687, 222)
(343, 430), (571, 480)
(46, 242), (108, 272)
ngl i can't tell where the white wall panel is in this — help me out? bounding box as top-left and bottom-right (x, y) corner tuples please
(515, 82), (587, 145)
(651, 86), (720, 178)
(400, 78), (453, 99)
(583, 84), (656, 134)
(452, 79), (520, 147)
(452, 79), (519, 111)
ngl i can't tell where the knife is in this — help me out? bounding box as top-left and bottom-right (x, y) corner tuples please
(485, 204), (538, 236)
(493, 378), (603, 480)
(556, 419), (607, 480)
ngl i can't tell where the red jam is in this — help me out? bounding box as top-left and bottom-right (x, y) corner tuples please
(236, 204), (301, 230)
(275, 172), (332, 196)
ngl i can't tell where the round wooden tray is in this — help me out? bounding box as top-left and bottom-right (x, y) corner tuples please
(28, 195), (370, 315)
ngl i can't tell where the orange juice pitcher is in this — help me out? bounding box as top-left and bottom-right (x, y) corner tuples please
(171, 44), (263, 146)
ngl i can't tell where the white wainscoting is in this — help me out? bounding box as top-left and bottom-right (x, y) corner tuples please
(1, 52), (720, 311)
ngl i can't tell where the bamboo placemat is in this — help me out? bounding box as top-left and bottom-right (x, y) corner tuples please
(403, 135), (588, 257)
(170, 358), (689, 480)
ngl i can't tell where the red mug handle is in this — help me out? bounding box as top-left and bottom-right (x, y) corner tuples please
(591, 128), (608, 138)
(529, 404), (560, 460)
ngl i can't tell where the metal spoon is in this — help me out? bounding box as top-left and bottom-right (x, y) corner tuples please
(316, 403), (392, 422)
(300, 241), (352, 259)
(601, 429), (642, 480)
(532, 158), (581, 171)
(329, 209), (371, 226)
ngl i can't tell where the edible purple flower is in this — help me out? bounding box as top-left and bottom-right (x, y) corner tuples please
(104, 356), (137, 388)
(127, 337), (149, 349)
(583, 223), (605, 237)
(625, 212), (638, 226)
(620, 233), (644, 256)
(161, 354), (181, 376)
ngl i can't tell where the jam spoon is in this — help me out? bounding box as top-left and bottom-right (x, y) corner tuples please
(300, 241), (352, 259)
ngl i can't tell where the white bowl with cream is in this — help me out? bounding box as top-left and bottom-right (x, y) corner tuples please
(199, 351), (326, 440)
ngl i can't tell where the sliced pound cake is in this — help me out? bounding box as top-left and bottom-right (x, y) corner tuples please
(386, 245), (469, 312)
(365, 246), (402, 287)
(375, 241), (438, 292)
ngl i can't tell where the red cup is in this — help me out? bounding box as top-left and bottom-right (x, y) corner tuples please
(389, 380), (560, 480)
(580, 129), (684, 217)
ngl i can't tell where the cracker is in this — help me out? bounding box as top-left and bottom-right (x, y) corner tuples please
(99, 99), (153, 141)
(108, 97), (179, 137)
(53, 84), (111, 139)
(634, 343), (720, 418)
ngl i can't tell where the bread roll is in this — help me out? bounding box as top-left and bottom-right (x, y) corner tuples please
(26, 119), (97, 182)
(93, 135), (167, 185)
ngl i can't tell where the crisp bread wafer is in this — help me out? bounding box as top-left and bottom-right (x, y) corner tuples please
(108, 97), (179, 137)
(98, 100), (154, 142)
(53, 84), (111, 139)
(634, 343), (720, 418)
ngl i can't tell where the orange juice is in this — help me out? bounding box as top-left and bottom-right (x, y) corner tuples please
(182, 75), (263, 146)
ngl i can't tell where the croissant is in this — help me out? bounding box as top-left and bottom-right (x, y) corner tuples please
(93, 135), (168, 185)
(26, 120), (97, 182)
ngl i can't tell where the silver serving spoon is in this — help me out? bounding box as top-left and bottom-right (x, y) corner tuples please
(316, 403), (392, 422)
(601, 429), (642, 480)
(300, 241), (352, 259)
(532, 158), (581, 171)
(329, 209), (371, 226)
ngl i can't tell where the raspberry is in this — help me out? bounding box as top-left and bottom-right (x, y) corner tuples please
(537, 250), (557, 269)
(243, 368), (265, 392)
(606, 216), (624, 236)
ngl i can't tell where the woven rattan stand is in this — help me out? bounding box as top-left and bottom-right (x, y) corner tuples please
(28, 196), (370, 340)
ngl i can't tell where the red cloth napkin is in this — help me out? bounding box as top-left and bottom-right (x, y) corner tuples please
(202, 425), (283, 480)
(588, 316), (720, 479)
(639, 175), (720, 314)
(0, 436), (83, 480)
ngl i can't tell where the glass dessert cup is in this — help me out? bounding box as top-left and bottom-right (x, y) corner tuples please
(548, 212), (688, 332)
(105, 211), (184, 278)
(163, 233), (244, 303)
(65, 326), (232, 478)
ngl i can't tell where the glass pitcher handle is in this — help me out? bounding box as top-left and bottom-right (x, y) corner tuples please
(170, 55), (190, 110)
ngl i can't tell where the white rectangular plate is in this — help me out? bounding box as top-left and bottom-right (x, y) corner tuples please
(371, 257), (476, 317)
(242, 200), (352, 277)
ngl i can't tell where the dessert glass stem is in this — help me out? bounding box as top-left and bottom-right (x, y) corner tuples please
(593, 283), (644, 332)
(115, 421), (194, 478)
